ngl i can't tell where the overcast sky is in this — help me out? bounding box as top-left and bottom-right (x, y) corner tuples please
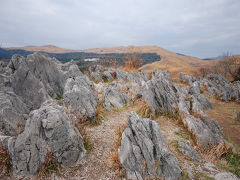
(0, 0), (240, 58)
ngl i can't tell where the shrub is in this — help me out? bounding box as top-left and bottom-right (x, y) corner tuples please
(55, 94), (63, 100)
(226, 151), (240, 177)
(123, 53), (142, 71)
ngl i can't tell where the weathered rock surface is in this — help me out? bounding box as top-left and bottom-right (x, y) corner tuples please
(178, 141), (201, 162)
(90, 71), (103, 82)
(141, 77), (178, 115)
(103, 71), (114, 81)
(215, 172), (240, 180)
(103, 82), (129, 111)
(179, 72), (197, 84)
(200, 74), (240, 101)
(182, 115), (223, 148)
(127, 71), (149, 86)
(93, 82), (104, 94)
(8, 101), (86, 175)
(0, 87), (29, 136)
(5, 53), (82, 109)
(63, 75), (98, 121)
(119, 112), (181, 180)
(152, 69), (172, 82)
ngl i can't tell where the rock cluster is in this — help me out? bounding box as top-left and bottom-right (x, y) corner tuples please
(119, 112), (181, 180)
(8, 101), (86, 175)
(0, 53), (96, 175)
(0, 53), (239, 178)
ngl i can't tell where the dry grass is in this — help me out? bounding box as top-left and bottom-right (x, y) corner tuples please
(80, 125), (91, 154)
(136, 100), (154, 119)
(205, 94), (240, 148)
(0, 147), (12, 175)
(37, 152), (61, 179)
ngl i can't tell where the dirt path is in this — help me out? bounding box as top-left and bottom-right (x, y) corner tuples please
(61, 106), (137, 180)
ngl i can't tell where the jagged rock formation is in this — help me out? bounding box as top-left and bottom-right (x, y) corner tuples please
(63, 75), (98, 121)
(119, 112), (181, 180)
(8, 101), (86, 175)
(4, 53), (82, 109)
(0, 53), (238, 178)
(179, 72), (197, 84)
(215, 172), (240, 180)
(0, 87), (29, 136)
(103, 82), (129, 111)
(141, 75), (178, 115)
(177, 141), (201, 162)
(200, 74), (240, 101)
(180, 72), (240, 102)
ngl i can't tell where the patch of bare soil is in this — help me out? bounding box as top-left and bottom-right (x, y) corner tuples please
(205, 94), (240, 148)
(60, 106), (137, 180)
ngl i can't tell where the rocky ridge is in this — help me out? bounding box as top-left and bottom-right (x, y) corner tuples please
(0, 54), (239, 179)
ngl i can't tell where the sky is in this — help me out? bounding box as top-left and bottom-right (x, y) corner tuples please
(0, 0), (240, 58)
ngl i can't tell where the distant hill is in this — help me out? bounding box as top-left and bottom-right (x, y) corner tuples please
(203, 56), (223, 61)
(4, 45), (218, 78)
(0, 46), (161, 71)
(7, 45), (79, 53)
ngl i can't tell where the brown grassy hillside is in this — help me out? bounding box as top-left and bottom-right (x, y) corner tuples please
(7, 45), (79, 53)
(7, 45), (215, 79)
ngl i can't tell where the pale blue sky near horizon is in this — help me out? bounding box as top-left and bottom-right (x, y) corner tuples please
(0, 0), (240, 58)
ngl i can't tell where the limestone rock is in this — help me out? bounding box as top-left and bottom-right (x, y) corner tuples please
(182, 115), (223, 148)
(200, 74), (240, 101)
(8, 101), (86, 175)
(127, 71), (148, 86)
(103, 71), (114, 82)
(142, 78), (178, 115)
(179, 72), (197, 84)
(178, 141), (201, 162)
(152, 69), (172, 82)
(215, 172), (239, 180)
(5, 53), (83, 109)
(63, 76), (98, 121)
(103, 82), (129, 111)
(119, 112), (181, 180)
(94, 82), (104, 94)
(90, 71), (103, 82)
(0, 87), (29, 136)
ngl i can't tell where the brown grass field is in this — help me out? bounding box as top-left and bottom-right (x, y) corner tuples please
(7, 45), (219, 79)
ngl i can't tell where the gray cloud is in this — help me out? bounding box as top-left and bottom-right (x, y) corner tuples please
(0, 0), (239, 58)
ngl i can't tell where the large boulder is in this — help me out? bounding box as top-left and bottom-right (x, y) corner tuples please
(8, 101), (86, 175)
(119, 112), (181, 180)
(182, 115), (223, 148)
(63, 75), (98, 121)
(0, 87), (29, 136)
(5, 53), (82, 109)
(103, 82), (129, 111)
(141, 77), (178, 115)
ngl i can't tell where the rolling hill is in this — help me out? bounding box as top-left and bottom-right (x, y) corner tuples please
(5, 45), (214, 79)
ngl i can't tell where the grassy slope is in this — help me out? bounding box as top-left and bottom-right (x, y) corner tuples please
(7, 45), (218, 79)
